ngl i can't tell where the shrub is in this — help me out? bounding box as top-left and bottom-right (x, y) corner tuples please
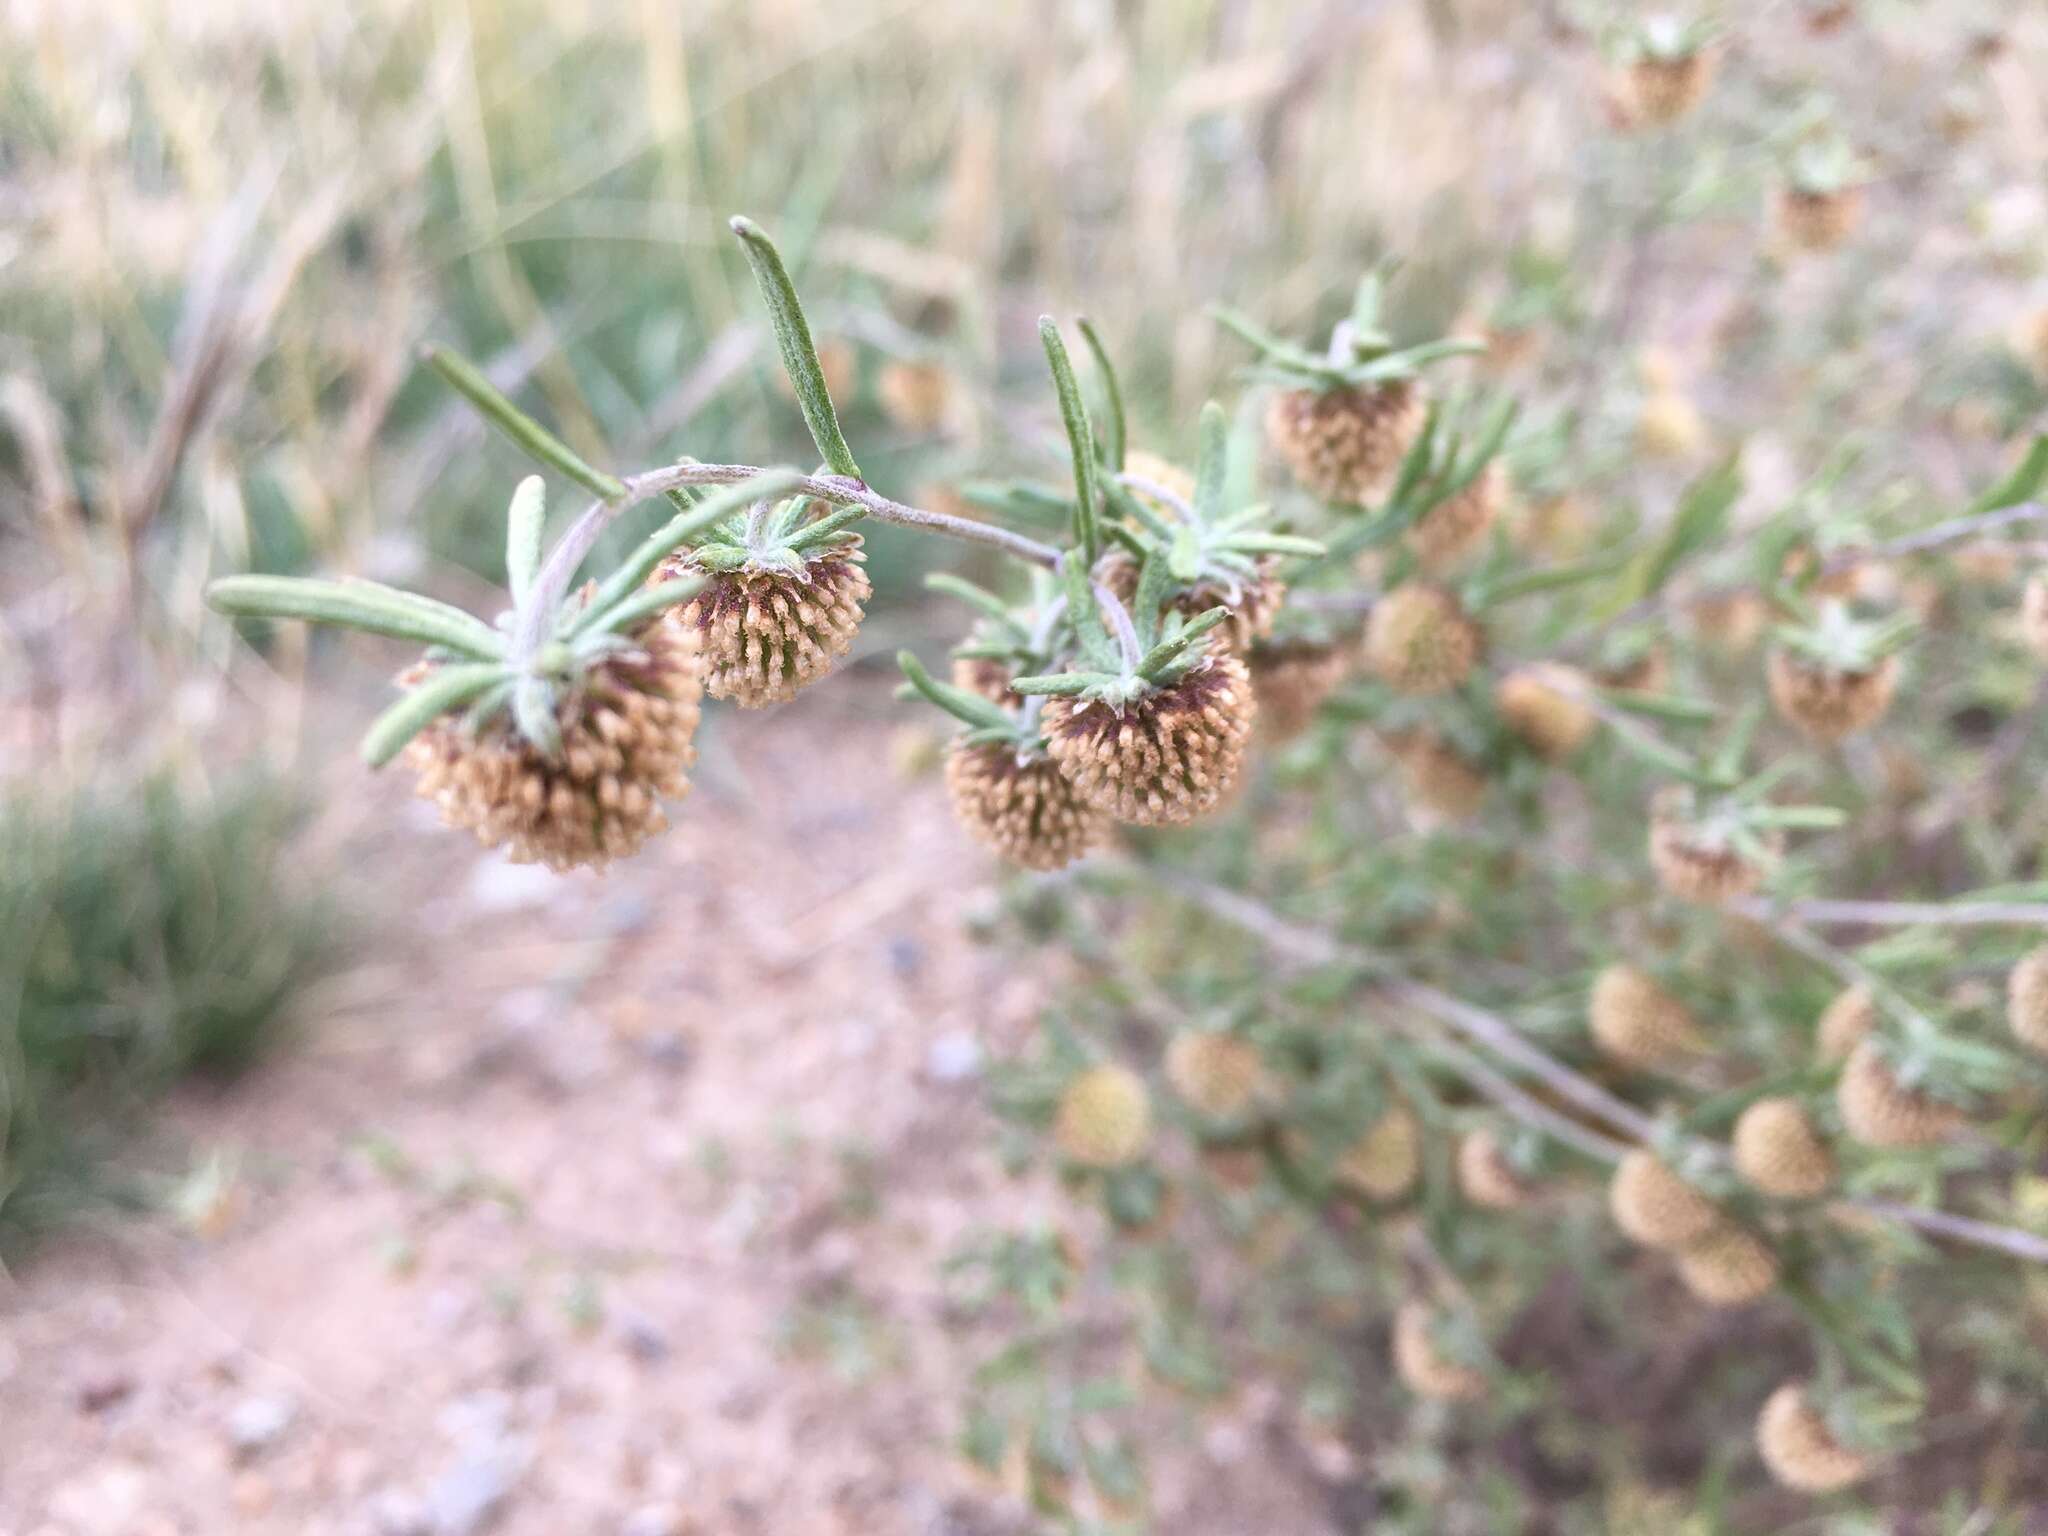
(0, 775), (329, 1252)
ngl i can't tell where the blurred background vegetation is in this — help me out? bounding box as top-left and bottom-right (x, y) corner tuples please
(3, 0), (2046, 1528)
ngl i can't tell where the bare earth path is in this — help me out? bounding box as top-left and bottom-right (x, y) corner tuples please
(1, 687), (1078, 1536)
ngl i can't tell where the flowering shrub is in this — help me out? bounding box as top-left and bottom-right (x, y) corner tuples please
(203, 12), (2048, 1526)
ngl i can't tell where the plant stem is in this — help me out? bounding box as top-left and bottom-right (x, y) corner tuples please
(1731, 896), (2048, 929)
(1141, 867), (2048, 1269)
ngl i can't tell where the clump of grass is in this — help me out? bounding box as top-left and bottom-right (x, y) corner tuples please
(0, 773), (331, 1254)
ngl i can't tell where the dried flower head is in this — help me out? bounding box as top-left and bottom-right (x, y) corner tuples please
(1836, 1040), (1964, 1148)
(1649, 786), (1780, 905)
(1636, 390), (1706, 459)
(1408, 458), (1504, 568)
(1336, 1105), (1422, 1203)
(1767, 650), (1900, 741)
(1675, 1224), (1779, 1305)
(2005, 946), (2048, 1055)
(1590, 964), (1707, 1070)
(950, 655), (1017, 705)
(1266, 381), (1428, 505)
(1496, 663), (1599, 760)
(2020, 572), (2048, 663)
(1100, 550), (1285, 657)
(1457, 1129), (1533, 1210)
(1392, 1303), (1488, 1402)
(1756, 1384), (1872, 1493)
(1164, 1032), (1271, 1121)
(405, 621), (705, 872)
(1249, 640), (1349, 741)
(1616, 17), (1717, 127)
(1609, 1150), (1722, 1249)
(943, 740), (1105, 872)
(662, 532), (871, 709)
(1387, 729), (1489, 827)
(1732, 1098), (1835, 1198)
(1365, 585), (1483, 695)
(1042, 653), (1256, 826)
(1778, 186), (1865, 251)
(1054, 1064), (1153, 1169)
(1815, 985), (1878, 1064)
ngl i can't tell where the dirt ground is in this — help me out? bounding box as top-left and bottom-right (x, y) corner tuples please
(0, 681), (1323, 1536)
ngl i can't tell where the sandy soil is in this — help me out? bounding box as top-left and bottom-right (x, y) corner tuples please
(1, 684), (1267, 1536)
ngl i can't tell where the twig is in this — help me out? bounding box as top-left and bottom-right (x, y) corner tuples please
(1819, 501), (2048, 575)
(1731, 896), (2048, 930)
(1141, 867), (2048, 1269)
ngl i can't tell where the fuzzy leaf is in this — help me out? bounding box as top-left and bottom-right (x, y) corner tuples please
(1193, 400), (1228, 526)
(898, 650), (1019, 734)
(207, 575), (506, 659)
(1600, 689), (1720, 724)
(729, 216), (861, 480)
(926, 572), (1018, 626)
(1008, 671), (1116, 697)
(1207, 305), (1324, 372)
(513, 673), (563, 760)
(573, 470), (801, 633)
(1968, 434), (2048, 515)
(584, 577), (704, 639)
(505, 476), (546, 608)
(1040, 318), (1100, 561)
(360, 662), (511, 768)
(1216, 532), (1327, 558)
(1136, 606), (1226, 679)
(425, 347), (625, 500)
(1077, 319), (1126, 472)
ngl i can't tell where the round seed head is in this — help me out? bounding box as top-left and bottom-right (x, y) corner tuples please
(1456, 1129), (1532, 1210)
(943, 741), (1105, 872)
(876, 357), (956, 434)
(1264, 380), (1428, 505)
(950, 655), (1017, 705)
(1767, 649), (1899, 741)
(1365, 585), (1482, 695)
(1121, 449), (1197, 512)
(1636, 390), (1706, 460)
(1335, 1106), (1421, 1203)
(1041, 654), (1255, 826)
(664, 541), (871, 708)
(2005, 946), (2048, 1054)
(1408, 459), (1504, 569)
(2020, 572), (2048, 663)
(1589, 964), (1706, 1070)
(1649, 789), (1776, 905)
(402, 621), (705, 873)
(1815, 985), (1878, 1064)
(1626, 49), (1715, 126)
(1248, 640), (1349, 741)
(1517, 492), (1597, 557)
(1675, 1224), (1779, 1305)
(1778, 185), (1865, 251)
(1732, 1097), (1836, 1198)
(1164, 1032), (1270, 1120)
(1496, 663), (1598, 760)
(1609, 1150), (1722, 1249)
(1054, 1064), (1153, 1169)
(1836, 1040), (1964, 1148)
(1756, 1384), (1871, 1493)
(1392, 1303), (1488, 1402)
(1689, 590), (1769, 652)
(1386, 729), (1488, 827)
(1100, 551), (1285, 656)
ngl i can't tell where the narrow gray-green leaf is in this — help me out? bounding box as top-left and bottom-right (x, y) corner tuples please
(360, 662), (511, 768)
(208, 575), (505, 659)
(513, 673), (563, 760)
(424, 347), (625, 500)
(574, 470), (801, 633)
(506, 475), (546, 608)
(585, 577), (704, 640)
(730, 215), (861, 480)
(1077, 319), (1126, 472)
(898, 650), (1019, 734)
(1040, 317), (1100, 561)
(1193, 400), (1227, 526)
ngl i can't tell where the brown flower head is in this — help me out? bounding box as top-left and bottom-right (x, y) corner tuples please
(1767, 649), (1899, 741)
(1757, 1384), (1872, 1493)
(1609, 1150), (1722, 1249)
(1265, 381), (1427, 505)
(1496, 663), (1599, 760)
(2005, 946), (2048, 1055)
(1164, 1032), (1271, 1122)
(1054, 1064), (1153, 1169)
(403, 620), (705, 873)
(1815, 984), (1878, 1064)
(1335, 1105), (1421, 1203)
(1249, 639), (1349, 741)
(1732, 1097), (1836, 1198)
(1589, 964), (1707, 1070)
(1041, 654), (1256, 826)
(1392, 1303), (1488, 1402)
(1649, 786), (1780, 905)
(944, 740), (1105, 872)
(1386, 729), (1489, 827)
(1408, 459), (1504, 569)
(1837, 1040), (1964, 1148)
(1675, 1224), (1779, 1306)
(662, 536), (870, 708)
(1365, 585), (1483, 695)
(1456, 1129), (1532, 1210)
